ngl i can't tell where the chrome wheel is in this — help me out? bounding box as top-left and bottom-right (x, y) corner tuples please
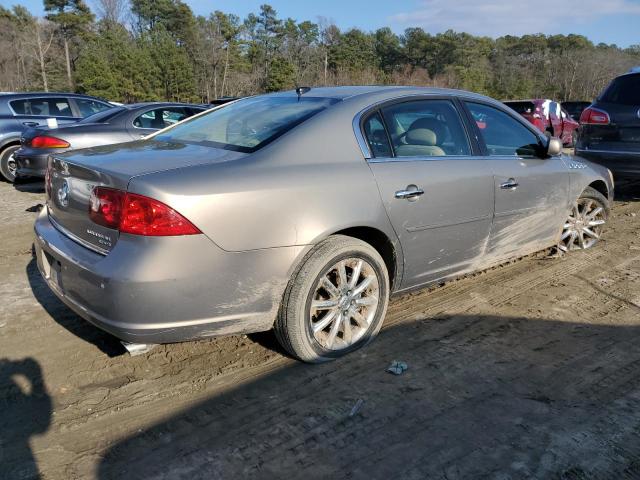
(558, 198), (606, 252)
(309, 257), (380, 351)
(7, 151), (17, 177)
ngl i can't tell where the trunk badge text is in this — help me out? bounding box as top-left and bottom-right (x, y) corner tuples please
(57, 180), (70, 208)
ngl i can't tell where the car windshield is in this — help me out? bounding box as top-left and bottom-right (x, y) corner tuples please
(600, 74), (640, 105)
(79, 106), (125, 124)
(156, 95), (339, 152)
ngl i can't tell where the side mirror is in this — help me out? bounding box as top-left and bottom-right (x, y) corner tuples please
(545, 137), (563, 157)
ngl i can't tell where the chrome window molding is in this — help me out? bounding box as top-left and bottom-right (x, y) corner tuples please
(8, 98), (76, 118)
(352, 92), (491, 161)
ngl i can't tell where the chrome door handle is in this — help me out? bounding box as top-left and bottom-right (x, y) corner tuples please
(500, 178), (519, 190)
(395, 186), (424, 200)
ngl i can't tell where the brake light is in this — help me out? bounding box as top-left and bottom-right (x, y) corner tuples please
(580, 107), (610, 125)
(30, 135), (70, 148)
(89, 187), (201, 236)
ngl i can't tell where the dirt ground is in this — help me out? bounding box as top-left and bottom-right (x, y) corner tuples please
(1, 175), (640, 480)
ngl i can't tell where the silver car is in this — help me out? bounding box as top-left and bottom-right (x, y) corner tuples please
(34, 86), (613, 362)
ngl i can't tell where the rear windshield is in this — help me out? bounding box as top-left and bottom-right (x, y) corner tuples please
(156, 96), (339, 152)
(600, 74), (640, 105)
(79, 106), (125, 124)
(504, 101), (536, 115)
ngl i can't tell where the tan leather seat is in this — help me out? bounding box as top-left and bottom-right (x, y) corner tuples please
(395, 128), (446, 157)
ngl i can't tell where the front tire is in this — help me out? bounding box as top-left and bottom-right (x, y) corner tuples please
(275, 235), (390, 363)
(558, 186), (609, 252)
(0, 145), (19, 183)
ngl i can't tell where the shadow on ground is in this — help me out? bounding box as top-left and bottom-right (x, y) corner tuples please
(0, 358), (51, 480)
(96, 314), (640, 479)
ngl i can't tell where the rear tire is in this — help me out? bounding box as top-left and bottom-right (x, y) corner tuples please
(0, 145), (19, 183)
(275, 235), (390, 363)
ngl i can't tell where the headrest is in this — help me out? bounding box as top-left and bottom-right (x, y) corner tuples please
(409, 117), (446, 142)
(405, 128), (437, 146)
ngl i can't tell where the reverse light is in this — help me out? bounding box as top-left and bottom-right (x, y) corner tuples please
(89, 187), (201, 236)
(580, 107), (610, 125)
(30, 135), (70, 148)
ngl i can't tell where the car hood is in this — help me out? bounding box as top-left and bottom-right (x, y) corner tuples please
(55, 139), (247, 184)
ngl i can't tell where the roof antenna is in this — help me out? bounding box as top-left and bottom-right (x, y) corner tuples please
(296, 86), (311, 99)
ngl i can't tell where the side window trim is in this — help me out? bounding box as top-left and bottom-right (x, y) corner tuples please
(360, 109), (395, 159)
(354, 95), (481, 162)
(459, 99), (546, 158)
(8, 97), (77, 118)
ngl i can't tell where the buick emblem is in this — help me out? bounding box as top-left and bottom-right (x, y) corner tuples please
(57, 180), (70, 208)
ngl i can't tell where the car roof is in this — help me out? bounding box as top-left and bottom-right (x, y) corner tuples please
(267, 85), (495, 103)
(0, 92), (108, 100)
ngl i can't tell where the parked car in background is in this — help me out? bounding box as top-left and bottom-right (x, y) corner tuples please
(15, 102), (208, 180)
(576, 68), (640, 178)
(209, 96), (239, 106)
(0, 92), (113, 182)
(561, 101), (591, 122)
(34, 86), (613, 363)
(504, 99), (580, 146)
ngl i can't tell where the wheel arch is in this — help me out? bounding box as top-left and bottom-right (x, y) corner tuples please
(587, 180), (608, 199)
(333, 226), (401, 290)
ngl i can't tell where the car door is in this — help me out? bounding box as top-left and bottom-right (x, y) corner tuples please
(129, 106), (191, 138)
(463, 101), (569, 261)
(363, 98), (495, 289)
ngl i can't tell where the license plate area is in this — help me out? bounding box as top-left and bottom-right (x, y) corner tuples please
(42, 250), (62, 288)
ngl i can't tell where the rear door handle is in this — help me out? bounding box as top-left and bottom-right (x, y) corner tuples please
(500, 178), (519, 190)
(22, 121), (38, 127)
(395, 186), (424, 200)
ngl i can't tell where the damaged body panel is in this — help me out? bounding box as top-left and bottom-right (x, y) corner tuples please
(34, 86), (613, 347)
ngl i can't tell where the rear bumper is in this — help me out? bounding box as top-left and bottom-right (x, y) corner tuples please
(576, 148), (640, 177)
(34, 208), (302, 343)
(15, 152), (48, 178)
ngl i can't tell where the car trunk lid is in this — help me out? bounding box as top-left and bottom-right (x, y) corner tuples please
(46, 139), (246, 253)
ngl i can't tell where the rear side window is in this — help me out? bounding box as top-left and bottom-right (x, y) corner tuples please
(466, 102), (541, 157)
(75, 98), (111, 117)
(157, 96), (339, 153)
(600, 74), (640, 105)
(133, 107), (190, 129)
(362, 112), (391, 157)
(380, 99), (471, 157)
(10, 97), (74, 117)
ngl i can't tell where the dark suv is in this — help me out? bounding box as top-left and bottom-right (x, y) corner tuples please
(576, 68), (640, 178)
(0, 92), (112, 182)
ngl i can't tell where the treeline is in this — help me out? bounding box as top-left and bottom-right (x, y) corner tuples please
(1, 0), (639, 103)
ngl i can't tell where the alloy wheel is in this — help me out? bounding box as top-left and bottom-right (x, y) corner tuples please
(309, 257), (380, 351)
(558, 198), (606, 252)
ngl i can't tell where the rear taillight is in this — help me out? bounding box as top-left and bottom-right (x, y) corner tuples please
(30, 135), (70, 148)
(89, 187), (201, 236)
(580, 107), (610, 125)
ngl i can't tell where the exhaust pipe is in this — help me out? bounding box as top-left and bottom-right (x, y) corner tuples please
(121, 342), (156, 357)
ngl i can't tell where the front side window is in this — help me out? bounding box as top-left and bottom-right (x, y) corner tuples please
(75, 98), (111, 117)
(156, 96), (339, 153)
(10, 97), (74, 117)
(362, 112), (391, 158)
(380, 100), (471, 157)
(466, 102), (541, 157)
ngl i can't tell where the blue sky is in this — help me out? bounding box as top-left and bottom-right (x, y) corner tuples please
(5, 0), (640, 47)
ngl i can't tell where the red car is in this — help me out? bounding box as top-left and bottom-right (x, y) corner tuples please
(504, 99), (580, 146)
